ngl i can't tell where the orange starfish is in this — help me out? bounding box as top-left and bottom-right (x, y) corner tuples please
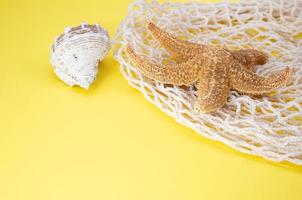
(126, 22), (292, 113)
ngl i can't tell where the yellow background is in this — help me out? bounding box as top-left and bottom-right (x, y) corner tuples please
(0, 0), (302, 199)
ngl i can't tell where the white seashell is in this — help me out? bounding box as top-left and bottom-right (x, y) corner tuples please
(50, 23), (111, 89)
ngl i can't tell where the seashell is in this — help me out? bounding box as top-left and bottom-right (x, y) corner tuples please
(50, 23), (111, 89)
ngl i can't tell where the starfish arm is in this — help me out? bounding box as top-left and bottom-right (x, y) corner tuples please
(126, 45), (200, 85)
(231, 49), (268, 71)
(230, 63), (292, 94)
(194, 67), (230, 113)
(147, 21), (201, 61)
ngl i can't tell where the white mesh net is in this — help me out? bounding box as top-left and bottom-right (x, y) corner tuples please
(113, 0), (302, 165)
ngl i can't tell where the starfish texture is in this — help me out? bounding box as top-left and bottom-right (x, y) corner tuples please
(126, 22), (292, 113)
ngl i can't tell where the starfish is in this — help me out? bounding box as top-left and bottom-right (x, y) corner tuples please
(126, 22), (292, 113)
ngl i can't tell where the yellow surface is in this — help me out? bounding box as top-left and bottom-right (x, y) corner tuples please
(0, 0), (302, 199)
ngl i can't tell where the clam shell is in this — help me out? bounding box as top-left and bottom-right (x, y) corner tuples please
(50, 23), (110, 89)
